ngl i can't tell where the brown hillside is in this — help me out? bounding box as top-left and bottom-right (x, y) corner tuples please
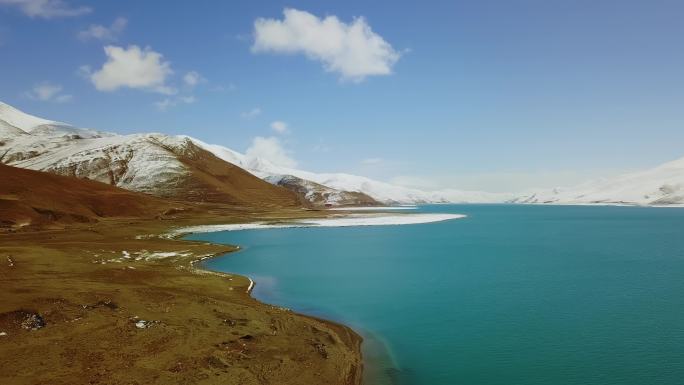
(152, 138), (305, 208)
(0, 164), (186, 231)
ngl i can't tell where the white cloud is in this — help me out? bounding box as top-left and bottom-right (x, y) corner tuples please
(78, 17), (127, 41)
(25, 82), (72, 103)
(154, 95), (196, 111)
(252, 8), (401, 82)
(361, 157), (383, 165)
(245, 136), (298, 168)
(183, 71), (206, 87)
(0, 0), (91, 18)
(270, 120), (288, 134)
(241, 107), (262, 119)
(28, 83), (60, 100)
(89, 45), (175, 94)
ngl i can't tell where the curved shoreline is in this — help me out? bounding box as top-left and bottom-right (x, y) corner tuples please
(185, 234), (368, 385)
(178, 225), (365, 385)
(0, 210), (464, 384)
(177, 211), (467, 385)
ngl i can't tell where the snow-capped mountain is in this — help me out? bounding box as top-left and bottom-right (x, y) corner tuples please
(0, 119), (28, 138)
(0, 102), (302, 208)
(0, 102), (59, 131)
(187, 136), (510, 204)
(511, 157), (684, 206)
(264, 174), (379, 207)
(0, 101), (508, 206)
(165, 137), (382, 206)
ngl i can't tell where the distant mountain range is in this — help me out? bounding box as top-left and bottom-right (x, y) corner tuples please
(2, 101), (683, 207)
(0, 101), (506, 206)
(511, 157), (684, 206)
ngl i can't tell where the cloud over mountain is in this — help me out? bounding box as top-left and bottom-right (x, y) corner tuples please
(88, 45), (175, 94)
(24, 82), (72, 103)
(270, 120), (288, 134)
(246, 136), (298, 168)
(252, 8), (401, 82)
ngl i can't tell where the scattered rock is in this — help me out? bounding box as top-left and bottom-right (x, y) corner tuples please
(168, 361), (184, 373)
(312, 342), (328, 359)
(21, 312), (46, 331)
(133, 319), (158, 329)
(223, 319), (236, 327)
(82, 299), (118, 311)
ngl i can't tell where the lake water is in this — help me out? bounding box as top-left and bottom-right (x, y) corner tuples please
(186, 205), (684, 385)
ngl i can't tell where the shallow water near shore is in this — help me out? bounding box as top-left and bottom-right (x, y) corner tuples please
(187, 204), (684, 385)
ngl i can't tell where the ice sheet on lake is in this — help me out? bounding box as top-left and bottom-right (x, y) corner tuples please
(172, 213), (466, 235)
(328, 206), (417, 211)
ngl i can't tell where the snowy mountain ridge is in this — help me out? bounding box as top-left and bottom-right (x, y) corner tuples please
(2, 102), (475, 205)
(6, 101), (683, 207)
(186, 136), (510, 204)
(0, 101), (59, 132)
(0, 102), (541, 205)
(510, 157), (684, 206)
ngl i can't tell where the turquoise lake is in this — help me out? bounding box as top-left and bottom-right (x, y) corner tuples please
(186, 205), (684, 385)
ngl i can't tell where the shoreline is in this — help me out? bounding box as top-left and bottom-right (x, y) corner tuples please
(1, 208), (465, 384)
(182, 226), (365, 385)
(188, 232), (376, 385)
(170, 212), (466, 236)
(180, 211), (467, 385)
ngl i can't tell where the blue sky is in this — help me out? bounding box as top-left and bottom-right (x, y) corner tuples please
(1, 0), (683, 192)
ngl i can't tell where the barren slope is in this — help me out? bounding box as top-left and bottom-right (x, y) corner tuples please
(0, 163), (189, 230)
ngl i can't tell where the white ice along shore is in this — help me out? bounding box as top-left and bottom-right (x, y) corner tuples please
(328, 206), (418, 211)
(171, 213), (466, 235)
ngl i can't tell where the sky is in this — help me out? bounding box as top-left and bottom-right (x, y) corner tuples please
(1, 0), (683, 193)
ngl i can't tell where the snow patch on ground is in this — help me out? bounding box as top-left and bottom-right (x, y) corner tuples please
(94, 249), (194, 264)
